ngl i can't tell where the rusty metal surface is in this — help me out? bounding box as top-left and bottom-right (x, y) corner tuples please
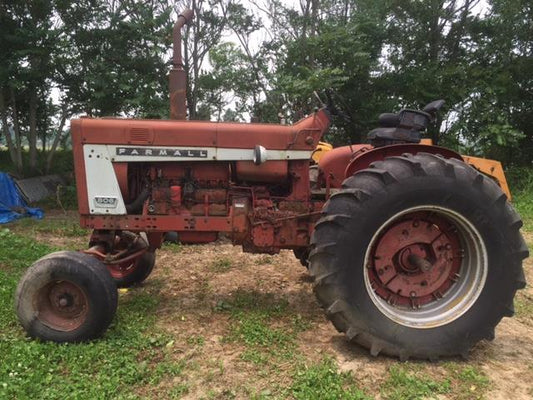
(170, 9), (194, 120)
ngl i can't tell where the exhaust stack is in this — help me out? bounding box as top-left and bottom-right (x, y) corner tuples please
(170, 9), (194, 120)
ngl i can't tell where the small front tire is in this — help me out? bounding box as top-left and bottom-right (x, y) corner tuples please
(15, 251), (118, 342)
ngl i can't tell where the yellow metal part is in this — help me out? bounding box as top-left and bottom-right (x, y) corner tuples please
(463, 156), (512, 200)
(312, 141), (333, 163)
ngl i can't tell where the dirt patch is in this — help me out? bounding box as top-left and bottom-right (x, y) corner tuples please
(141, 239), (533, 399)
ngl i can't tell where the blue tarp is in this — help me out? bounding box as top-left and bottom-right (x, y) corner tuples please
(0, 172), (44, 224)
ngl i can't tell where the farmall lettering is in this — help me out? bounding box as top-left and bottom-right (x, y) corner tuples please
(116, 147), (208, 158)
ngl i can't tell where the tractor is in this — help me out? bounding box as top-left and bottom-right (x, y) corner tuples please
(15, 10), (527, 360)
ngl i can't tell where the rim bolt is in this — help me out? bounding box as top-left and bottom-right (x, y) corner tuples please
(378, 269), (384, 275)
(413, 220), (419, 227)
(445, 243), (452, 250)
(410, 291), (417, 297)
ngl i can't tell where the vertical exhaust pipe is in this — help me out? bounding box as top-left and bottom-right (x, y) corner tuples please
(170, 9), (194, 120)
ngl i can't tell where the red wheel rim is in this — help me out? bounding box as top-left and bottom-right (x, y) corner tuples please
(367, 211), (462, 308)
(364, 206), (487, 328)
(36, 281), (89, 331)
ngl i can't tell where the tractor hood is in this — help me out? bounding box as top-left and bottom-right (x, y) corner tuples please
(71, 108), (331, 152)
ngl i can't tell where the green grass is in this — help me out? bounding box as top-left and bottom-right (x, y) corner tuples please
(11, 216), (89, 238)
(210, 257), (233, 272)
(254, 255), (274, 265)
(0, 228), (187, 399)
(443, 363), (490, 400)
(381, 365), (452, 400)
(515, 294), (533, 320)
(161, 242), (183, 253)
(219, 290), (309, 366)
(380, 363), (489, 400)
(290, 358), (370, 400)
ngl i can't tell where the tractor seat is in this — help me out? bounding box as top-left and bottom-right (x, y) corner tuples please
(367, 127), (421, 144)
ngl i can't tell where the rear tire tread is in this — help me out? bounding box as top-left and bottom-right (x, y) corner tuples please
(310, 153), (527, 359)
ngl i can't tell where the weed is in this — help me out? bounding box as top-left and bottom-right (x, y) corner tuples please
(290, 358), (370, 400)
(254, 255), (273, 265)
(515, 294), (533, 321)
(211, 257), (233, 272)
(167, 383), (189, 398)
(241, 349), (269, 365)
(220, 290), (302, 367)
(443, 363), (490, 399)
(507, 166), (533, 230)
(162, 241), (183, 253)
(223, 289), (289, 317)
(381, 365), (451, 400)
(227, 312), (292, 347)
(186, 335), (205, 347)
(34, 185), (79, 210)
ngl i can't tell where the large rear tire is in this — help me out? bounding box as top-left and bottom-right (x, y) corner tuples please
(15, 251), (118, 342)
(309, 153), (527, 359)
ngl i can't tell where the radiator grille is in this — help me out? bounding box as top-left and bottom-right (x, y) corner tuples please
(129, 128), (152, 143)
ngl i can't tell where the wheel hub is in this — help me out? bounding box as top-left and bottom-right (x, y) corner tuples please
(368, 211), (462, 308)
(363, 206), (487, 329)
(37, 281), (89, 331)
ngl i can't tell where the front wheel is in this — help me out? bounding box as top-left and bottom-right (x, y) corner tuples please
(310, 153), (527, 359)
(15, 251), (118, 342)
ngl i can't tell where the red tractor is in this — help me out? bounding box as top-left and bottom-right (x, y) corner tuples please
(15, 10), (527, 360)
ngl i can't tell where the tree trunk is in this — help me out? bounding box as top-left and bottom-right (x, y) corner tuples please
(0, 91), (20, 172)
(10, 89), (24, 175)
(45, 108), (68, 174)
(28, 88), (38, 172)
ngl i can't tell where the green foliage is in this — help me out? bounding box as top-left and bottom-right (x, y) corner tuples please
(0, 149), (73, 178)
(290, 358), (370, 400)
(2, 0), (533, 175)
(507, 166), (533, 230)
(161, 241), (183, 253)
